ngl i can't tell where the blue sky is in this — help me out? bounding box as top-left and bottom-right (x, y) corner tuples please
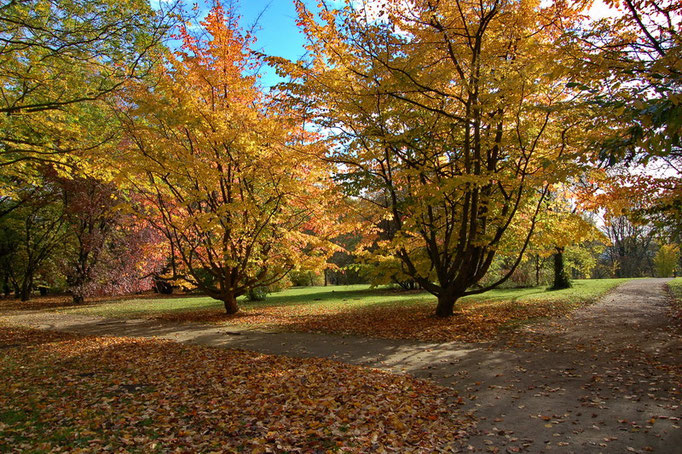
(240, 1), (307, 59)
(239, 1), (310, 87)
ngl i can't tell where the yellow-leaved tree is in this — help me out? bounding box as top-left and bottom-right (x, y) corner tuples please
(119, 2), (339, 314)
(277, 0), (594, 316)
(532, 187), (607, 289)
(0, 0), (170, 179)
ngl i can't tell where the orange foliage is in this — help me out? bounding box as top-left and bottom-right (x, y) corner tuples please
(0, 326), (470, 452)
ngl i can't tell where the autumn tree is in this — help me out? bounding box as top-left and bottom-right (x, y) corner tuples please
(0, 181), (67, 300)
(579, 0), (680, 167)
(574, 1), (681, 244)
(281, 0), (591, 316)
(119, 3), (338, 314)
(602, 215), (656, 277)
(83, 218), (167, 297)
(60, 187), (167, 300)
(0, 0), (172, 177)
(654, 244), (679, 277)
(580, 168), (680, 277)
(531, 188), (606, 289)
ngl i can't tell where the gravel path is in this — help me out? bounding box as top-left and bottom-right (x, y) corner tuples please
(3, 278), (681, 453)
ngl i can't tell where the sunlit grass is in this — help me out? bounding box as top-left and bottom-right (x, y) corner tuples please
(60, 278), (632, 319)
(668, 278), (682, 308)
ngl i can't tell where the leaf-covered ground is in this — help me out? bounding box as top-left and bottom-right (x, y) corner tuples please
(47, 279), (630, 343)
(153, 297), (586, 343)
(151, 282), (628, 343)
(0, 326), (470, 453)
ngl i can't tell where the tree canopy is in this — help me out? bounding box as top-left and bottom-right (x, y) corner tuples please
(0, 0), (679, 312)
(118, 3), (339, 313)
(274, 0), (600, 315)
(0, 0), (171, 176)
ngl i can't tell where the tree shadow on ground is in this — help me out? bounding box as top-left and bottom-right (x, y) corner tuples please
(0, 325), (472, 452)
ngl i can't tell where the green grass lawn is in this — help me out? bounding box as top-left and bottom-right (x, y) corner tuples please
(667, 277), (682, 308)
(668, 277), (682, 296)
(60, 278), (631, 319)
(50, 278), (632, 342)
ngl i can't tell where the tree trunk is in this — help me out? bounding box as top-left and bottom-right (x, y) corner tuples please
(154, 278), (173, 294)
(222, 293), (239, 314)
(435, 292), (458, 317)
(72, 294), (84, 304)
(535, 254), (541, 287)
(551, 247), (571, 290)
(2, 273), (10, 297)
(20, 282), (31, 301)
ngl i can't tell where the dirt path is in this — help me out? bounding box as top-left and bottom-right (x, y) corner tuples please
(3, 278), (681, 453)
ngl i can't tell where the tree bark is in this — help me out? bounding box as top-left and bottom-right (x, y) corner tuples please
(72, 294), (84, 304)
(154, 278), (173, 294)
(222, 292), (239, 314)
(435, 291), (459, 317)
(535, 254), (541, 287)
(20, 280), (31, 301)
(2, 273), (10, 297)
(551, 247), (571, 290)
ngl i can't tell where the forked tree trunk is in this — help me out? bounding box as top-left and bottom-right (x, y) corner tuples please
(435, 290), (460, 318)
(551, 247), (571, 290)
(222, 292), (239, 315)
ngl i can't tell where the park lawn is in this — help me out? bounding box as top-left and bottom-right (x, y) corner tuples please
(0, 325), (469, 453)
(59, 278), (632, 342)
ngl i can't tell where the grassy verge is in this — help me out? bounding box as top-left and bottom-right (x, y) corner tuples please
(667, 278), (682, 300)
(51, 278), (632, 342)
(666, 277), (682, 318)
(0, 325), (468, 452)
